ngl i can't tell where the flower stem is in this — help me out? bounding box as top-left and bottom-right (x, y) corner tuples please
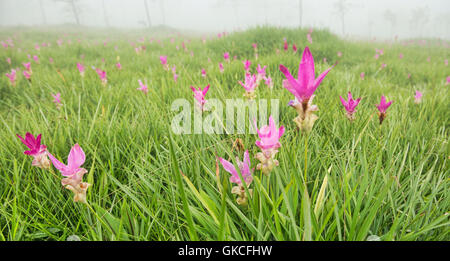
(304, 133), (308, 185)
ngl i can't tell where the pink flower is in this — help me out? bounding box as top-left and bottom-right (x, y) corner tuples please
(381, 63), (387, 69)
(219, 63), (224, 73)
(52, 93), (62, 106)
(283, 39), (288, 51)
(219, 150), (253, 185)
(264, 76), (273, 89)
(376, 95), (393, 124)
(279, 46), (334, 103)
(160, 55), (168, 70)
(427, 57), (430, 62)
(224, 52), (230, 62)
(414, 91), (422, 104)
(255, 116), (285, 151)
(49, 57), (54, 63)
(243, 60), (251, 72)
(256, 64), (266, 82)
(95, 68), (107, 85)
(292, 44), (298, 53)
(5, 69), (16, 86)
(445, 59), (448, 66)
(33, 55), (39, 63)
(337, 51), (342, 57)
(23, 70), (31, 80)
(254, 116), (284, 174)
(16, 132), (50, 169)
(399, 53), (404, 59)
(201, 68), (206, 78)
(446, 76), (450, 85)
(7, 57), (11, 64)
(77, 63), (85, 77)
(23, 62), (32, 74)
(360, 72), (365, 80)
(137, 79), (148, 94)
(239, 73), (258, 98)
(116, 62), (122, 70)
(408, 73), (412, 79)
(252, 43), (258, 51)
(307, 33), (313, 44)
(190, 85), (209, 111)
(339, 92), (361, 121)
(374, 53), (380, 59)
(48, 144), (90, 204)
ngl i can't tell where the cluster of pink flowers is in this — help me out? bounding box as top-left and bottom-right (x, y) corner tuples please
(17, 133), (90, 203)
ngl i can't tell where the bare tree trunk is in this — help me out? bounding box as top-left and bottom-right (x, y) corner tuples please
(39, 0), (47, 25)
(160, 0), (166, 25)
(298, 0), (303, 28)
(70, 0), (80, 25)
(143, 0), (152, 27)
(102, 0), (109, 27)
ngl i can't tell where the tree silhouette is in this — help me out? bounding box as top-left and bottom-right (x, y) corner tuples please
(333, 0), (350, 35)
(383, 9), (397, 38)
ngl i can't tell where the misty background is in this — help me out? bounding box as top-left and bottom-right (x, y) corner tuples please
(0, 0), (449, 40)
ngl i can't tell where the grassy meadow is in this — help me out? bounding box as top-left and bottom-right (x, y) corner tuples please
(0, 26), (448, 241)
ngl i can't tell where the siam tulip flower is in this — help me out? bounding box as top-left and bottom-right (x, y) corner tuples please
(307, 33), (313, 44)
(243, 60), (251, 72)
(337, 51), (342, 57)
(5, 69), (16, 86)
(446, 76), (450, 85)
(292, 44), (298, 53)
(35, 44), (40, 51)
(374, 53), (380, 60)
(381, 63), (387, 69)
(254, 116), (285, 175)
(427, 57), (430, 62)
(252, 43), (258, 51)
(283, 38), (288, 51)
(219, 63), (224, 73)
(279, 46), (334, 133)
(360, 72), (365, 80)
(33, 55), (39, 64)
(95, 68), (107, 86)
(399, 53), (404, 59)
(57, 39), (63, 46)
(190, 51), (194, 57)
(7, 57), (11, 65)
(323, 57), (327, 63)
(49, 57), (54, 64)
(414, 91), (423, 104)
(219, 150), (253, 206)
(137, 79), (148, 94)
(224, 52), (230, 62)
(201, 68), (206, 78)
(407, 73), (412, 79)
(16, 132), (50, 169)
(239, 73), (258, 99)
(48, 144), (91, 204)
(376, 95), (393, 124)
(172, 66), (178, 82)
(116, 62), (122, 70)
(255, 64), (266, 84)
(23, 62), (32, 75)
(339, 92), (361, 121)
(77, 63), (85, 77)
(263, 76), (273, 89)
(160, 55), (169, 70)
(52, 93), (62, 108)
(23, 70), (31, 81)
(190, 85), (209, 111)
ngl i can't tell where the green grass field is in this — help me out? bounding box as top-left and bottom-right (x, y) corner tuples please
(0, 26), (448, 241)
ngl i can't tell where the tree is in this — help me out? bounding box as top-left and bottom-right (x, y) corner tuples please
(410, 7), (430, 37)
(54, 0), (81, 25)
(143, 0), (152, 27)
(102, 0), (109, 27)
(383, 9), (397, 38)
(333, 0), (349, 35)
(298, 0), (303, 28)
(39, 0), (47, 25)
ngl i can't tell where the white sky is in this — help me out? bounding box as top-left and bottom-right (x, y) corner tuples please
(0, 0), (449, 40)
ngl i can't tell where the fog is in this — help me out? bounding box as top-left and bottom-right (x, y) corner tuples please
(1, 0), (449, 40)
